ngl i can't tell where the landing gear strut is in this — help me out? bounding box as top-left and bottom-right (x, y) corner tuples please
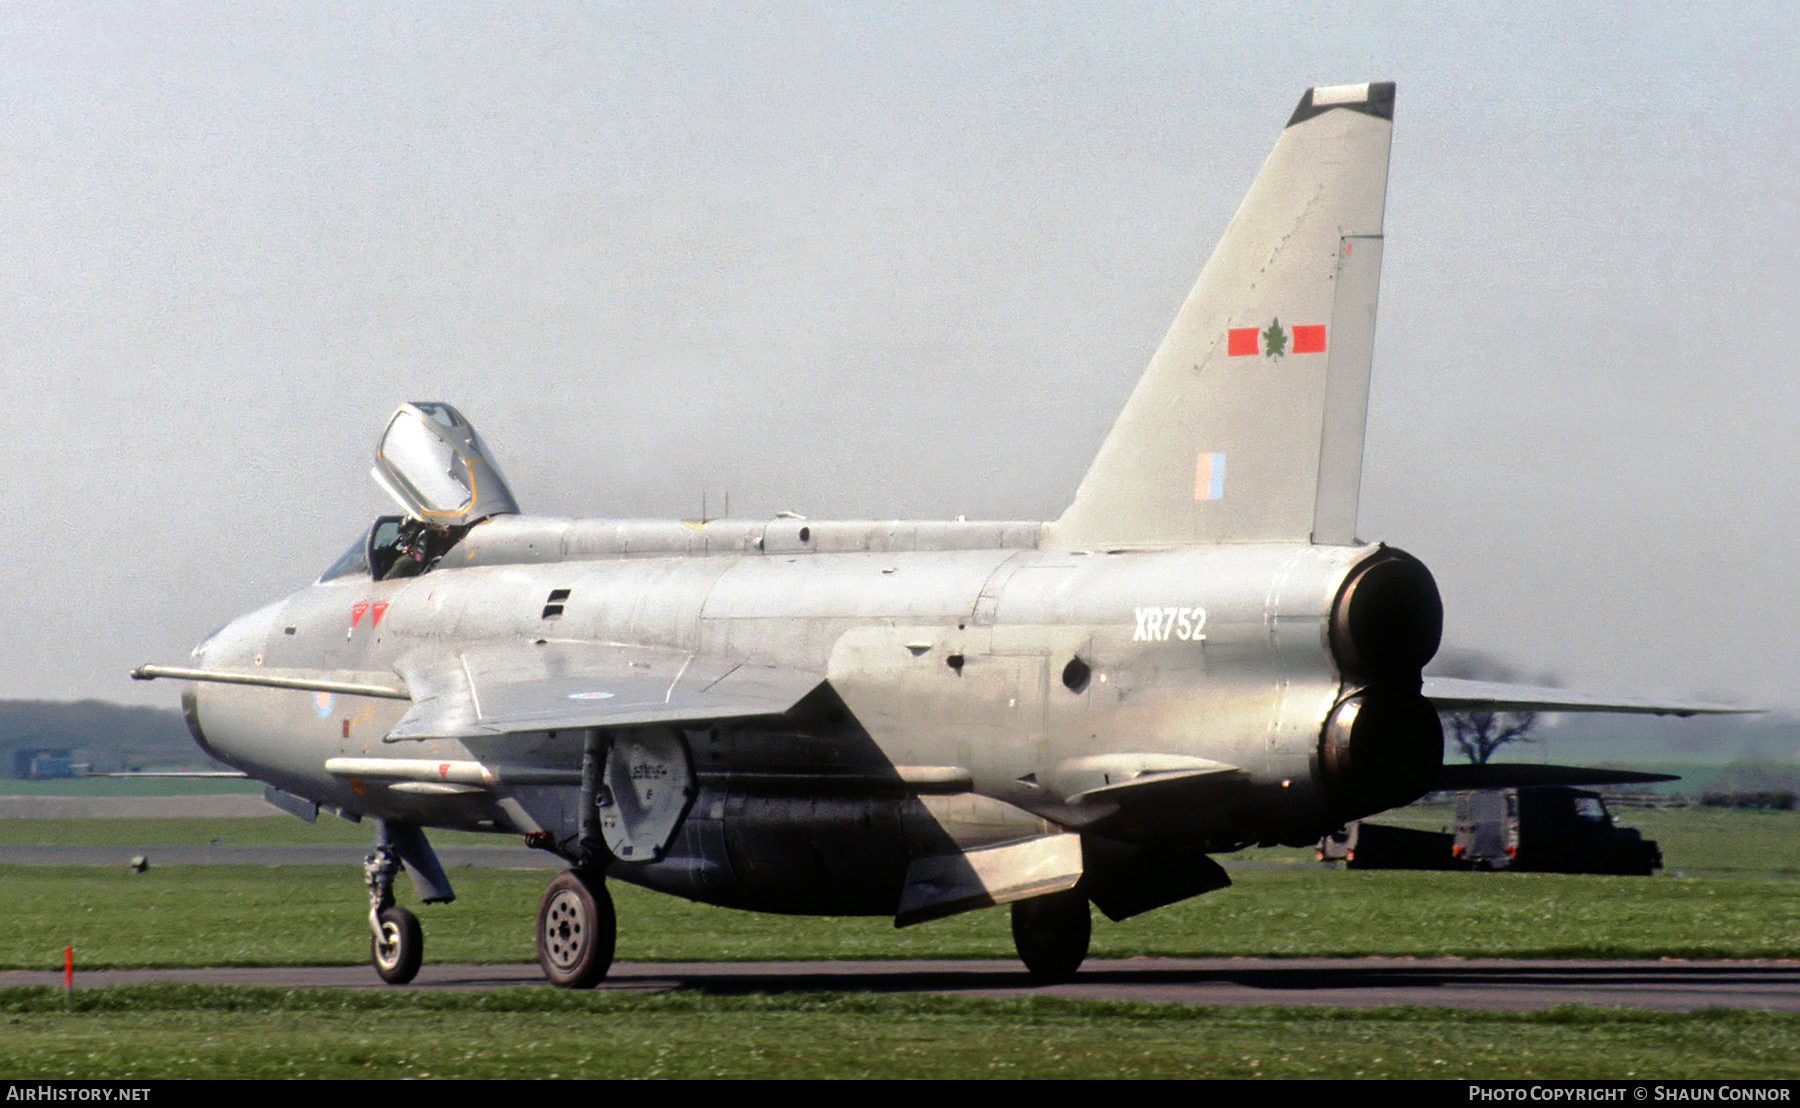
(536, 869), (616, 988)
(1010, 888), (1091, 984)
(365, 846), (422, 984)
(361, 821), (452, 985)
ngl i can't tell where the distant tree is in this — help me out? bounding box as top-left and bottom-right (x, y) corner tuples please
(1443, 707), (1537, 766)
(1429, 649), (1545, 766)
(0, 700), (202, 775)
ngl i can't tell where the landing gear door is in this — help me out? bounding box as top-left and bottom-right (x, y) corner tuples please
(371, 402), (521, 526)
(598, 728), (697, 864)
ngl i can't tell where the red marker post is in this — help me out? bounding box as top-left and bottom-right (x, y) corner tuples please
(64, 946), (72, 994)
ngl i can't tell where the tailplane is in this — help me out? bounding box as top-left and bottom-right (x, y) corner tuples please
(1049, 82), (1394, 549)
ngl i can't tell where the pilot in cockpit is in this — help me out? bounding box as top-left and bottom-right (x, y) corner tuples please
(382, 518), (449, 580)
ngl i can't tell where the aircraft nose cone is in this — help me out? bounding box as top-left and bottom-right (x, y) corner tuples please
(176, 599), (285, 771)
(194, 598), (285, 670)
(178, 682), (226, 766)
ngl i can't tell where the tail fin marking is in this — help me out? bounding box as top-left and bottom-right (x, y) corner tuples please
(1049, 82), (1394, 550)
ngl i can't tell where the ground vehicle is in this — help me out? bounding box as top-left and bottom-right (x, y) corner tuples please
(1455, 787), (1661, 874)
(1321, 787), (1662, 875)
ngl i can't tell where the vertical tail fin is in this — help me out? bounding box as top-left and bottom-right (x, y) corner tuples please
(1049, 83), (1394, 549)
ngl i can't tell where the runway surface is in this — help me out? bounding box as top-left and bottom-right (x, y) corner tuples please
(4, 957), (1797, 1011)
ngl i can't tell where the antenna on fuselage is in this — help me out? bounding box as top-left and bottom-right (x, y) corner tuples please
(696, 490), (731, 524)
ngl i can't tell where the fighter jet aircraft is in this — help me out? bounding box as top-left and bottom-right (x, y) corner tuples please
(135, 82), (1738, 987)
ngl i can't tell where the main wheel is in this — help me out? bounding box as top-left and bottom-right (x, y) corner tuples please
(1010, 889), (1090, 984)
(536, 870), (615, 989)
(371, 905), (423, 985)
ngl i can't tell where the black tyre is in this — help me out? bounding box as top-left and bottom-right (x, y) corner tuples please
(371, 905), (423, 985)
(1010, 889), (1091, 984)
(536, 870), (616, 989)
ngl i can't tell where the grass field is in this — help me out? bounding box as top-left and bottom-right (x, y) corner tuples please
(3, 987), (1797, 1079)
(4, 861), (1798, 971)
(1236, 802), (1800, 877)
(2, 806), (1797, 968)
(3, 805), (1797, 1078)
(7, 802), (1799, 869)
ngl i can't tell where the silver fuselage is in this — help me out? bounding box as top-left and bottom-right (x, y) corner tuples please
(184, 516), (1436, 914)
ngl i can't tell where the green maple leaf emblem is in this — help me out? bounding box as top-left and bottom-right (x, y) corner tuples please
(1262, 318), (1287, 359)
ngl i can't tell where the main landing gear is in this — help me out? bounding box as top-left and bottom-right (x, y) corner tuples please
(525, 726), (641, 989)
(535, 869), (616, 988)
(1010, 888), (1091, 984)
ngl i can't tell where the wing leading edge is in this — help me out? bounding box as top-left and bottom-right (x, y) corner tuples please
(135, 646), (823, 742)
(387, 641), (822, 741)
(1423, 677), (1755, 718)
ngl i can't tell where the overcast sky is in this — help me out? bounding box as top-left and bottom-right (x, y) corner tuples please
(3, 3), (1796, 721)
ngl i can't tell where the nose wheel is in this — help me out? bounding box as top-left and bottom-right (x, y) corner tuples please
(372, 905), (423, 984)
(536, 869), (616, 988)
(364, 844), (425, 985)
(1010, 889), (1091, 984)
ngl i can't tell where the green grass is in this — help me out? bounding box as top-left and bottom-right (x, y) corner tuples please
(10, 804), (1799, 866)
(1621, 806), (1800, 876)
(5, 864), (1798, 972)
(1, 987), (1796, 1079)
(4, 807), (1798, 1080)
(1233, 804), (1800, 877)
(1, 807), (1795, 971)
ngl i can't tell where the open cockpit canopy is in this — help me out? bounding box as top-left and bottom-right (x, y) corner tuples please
(371, 402), (519, 527)
(312, 403), (523, 582)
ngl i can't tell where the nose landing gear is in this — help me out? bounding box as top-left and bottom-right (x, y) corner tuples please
(361, 820), (455, 986)
(372, 903), (423, 985)
(364, 846), (423, 985)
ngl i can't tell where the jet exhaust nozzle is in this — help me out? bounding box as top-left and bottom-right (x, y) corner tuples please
(1320, 548), (1445, 818)
(1320, 691), (1444, 819)
(1328, 548), (1442, 683)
